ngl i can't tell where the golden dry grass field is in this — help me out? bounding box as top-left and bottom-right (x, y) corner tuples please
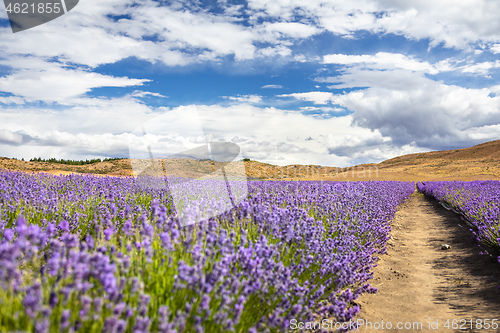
(1, 139), (499, 181)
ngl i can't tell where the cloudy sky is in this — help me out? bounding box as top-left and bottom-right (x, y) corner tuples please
(0, 0), (499, 167)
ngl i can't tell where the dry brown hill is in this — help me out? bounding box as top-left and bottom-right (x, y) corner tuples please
(0, 157), (132, 176)
(375, 140), (500, 181)
(1, 139), (499, 181)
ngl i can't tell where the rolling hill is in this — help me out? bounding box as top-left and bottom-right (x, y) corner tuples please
(1, 139), (499, 181)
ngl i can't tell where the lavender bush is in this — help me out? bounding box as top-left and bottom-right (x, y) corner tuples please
(0, 170), (414, 332)
(418, 181), (500, 260)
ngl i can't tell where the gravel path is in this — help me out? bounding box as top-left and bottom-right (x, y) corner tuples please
(355, 192), (500, 332)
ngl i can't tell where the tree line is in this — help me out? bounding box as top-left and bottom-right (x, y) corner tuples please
(29, 157), (123, 165)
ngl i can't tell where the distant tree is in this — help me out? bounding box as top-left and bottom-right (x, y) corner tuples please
(29, 157), (124, 166)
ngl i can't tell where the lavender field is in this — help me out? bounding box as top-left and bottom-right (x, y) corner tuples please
(418, 181), (500, 260)
(0, 170), (415, 332)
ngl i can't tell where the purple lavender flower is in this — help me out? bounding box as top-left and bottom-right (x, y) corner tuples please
(58, 220), (70, 233)
(61, 310), (71, 330)
(0, 170), (420, 332)
(23, 282), (42, 318)
(104, 227), (114, 241)
(419, 181), (500, 255)
(3, 228), (14, 242)
(48, 290), (58, 308)
(35, 318), (49, 333)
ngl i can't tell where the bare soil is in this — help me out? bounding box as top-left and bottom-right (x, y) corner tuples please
(355, 192), (500, 332)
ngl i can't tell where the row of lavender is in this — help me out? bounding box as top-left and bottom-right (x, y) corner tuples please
(0, 170), (414, 332)
(417, 181), (500, 260)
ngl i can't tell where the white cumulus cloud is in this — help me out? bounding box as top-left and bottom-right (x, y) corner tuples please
(277, 91), (335, 105)
(323, 52), (441, 74)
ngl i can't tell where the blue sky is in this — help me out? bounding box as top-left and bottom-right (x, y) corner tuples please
(0, 0), (499, 167)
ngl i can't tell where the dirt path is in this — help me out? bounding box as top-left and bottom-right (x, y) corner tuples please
(355, 192), (500, 332)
